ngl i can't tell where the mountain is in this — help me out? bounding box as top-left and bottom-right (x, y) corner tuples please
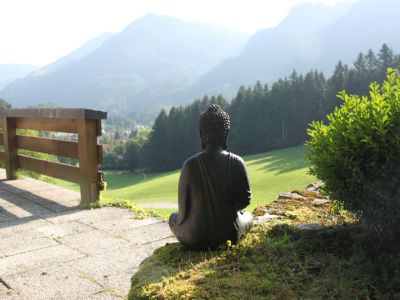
(0, 33), (112, 92)
(42, 32), (114, 72)
(4, 0), (397, 117)
(185, 0), (400, 101)
(0, 14), (248, 112)
(0, 64), (37, 90)
(316, 0), (400, 68)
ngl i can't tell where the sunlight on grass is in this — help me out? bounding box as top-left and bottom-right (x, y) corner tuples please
(51, 146), (315, 217)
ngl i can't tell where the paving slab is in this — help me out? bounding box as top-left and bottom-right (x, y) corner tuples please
(140, 237), (179, 256)
(0, 171), (177, 299)
(86, 291), (123, 300)
(0, 229), (58, 256)
(4, 263), (101, 300)
(0, 179), (57, 195)
(58, 229), (130, 256)
(35, 220), (94, 239)
(0, 202), (54, 218)
(18, 191), (80, 213)
(121, 221), (174, 245)
(89, 216), (162, 233)
(30, 188), (80, 199)
(0, 281), (9, 292)
(0, 211), (16, 223)
(78, 207), (138, 225)
(0, 219), (52, 238)
(0, 289), (22, 300)
(20, 189), (80, 206)
(0, 244), (85, 276)
(0, 191), (33, 207)
(46, 207), (134, 225)
(68, 245), (149, 295)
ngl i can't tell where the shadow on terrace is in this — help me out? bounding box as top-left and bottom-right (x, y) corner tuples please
(0, 169), (81, 229)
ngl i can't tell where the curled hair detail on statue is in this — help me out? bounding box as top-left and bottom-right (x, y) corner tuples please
(199, 104), (230, 149)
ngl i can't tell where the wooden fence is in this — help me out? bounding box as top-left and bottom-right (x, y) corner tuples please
(0, 109), (107, 206)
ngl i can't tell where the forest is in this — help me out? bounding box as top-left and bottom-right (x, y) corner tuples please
(103, 44), (400, 171)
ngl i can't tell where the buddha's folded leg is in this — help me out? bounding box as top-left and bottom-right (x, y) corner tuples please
(168, 212), (179, 235)
(168, 212), (192, 248)
(236, 210), (253, 239)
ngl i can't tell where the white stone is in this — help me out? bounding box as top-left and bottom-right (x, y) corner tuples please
(296, 223), (323, 231)
(312, 198), (331, 207)
(255, 213), (280, 223)
(278, 192), (305, 200)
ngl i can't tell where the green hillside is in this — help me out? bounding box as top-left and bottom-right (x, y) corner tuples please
(53, 146), (314, 217)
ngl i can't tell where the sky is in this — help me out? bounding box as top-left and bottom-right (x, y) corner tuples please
(0, 0), (355, 66)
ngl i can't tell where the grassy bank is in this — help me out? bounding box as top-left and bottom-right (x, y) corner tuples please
(128, 190), (400, 299)
(51, 146), (314, 217)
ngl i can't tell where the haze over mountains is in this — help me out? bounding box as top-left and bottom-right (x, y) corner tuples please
(41, 33), (115, 73)
(1, 0), (399, 118)
(0, 14), (248, 112)
(0, 64), (37, 90)
(189, 0), (400, 99)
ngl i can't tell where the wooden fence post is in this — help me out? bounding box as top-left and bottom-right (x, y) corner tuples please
(77, 119), (100, 206)
(0, 109), (106, 206)
(3, 117), (18, 179)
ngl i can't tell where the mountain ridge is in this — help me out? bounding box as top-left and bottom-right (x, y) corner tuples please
(181, 0), (400, 102)
(0, 64), (38, 90)
(0, 14), (248, 112)
(1, 0), (400, 118)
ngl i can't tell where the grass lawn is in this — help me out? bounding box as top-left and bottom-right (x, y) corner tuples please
(52, 146), (315, 217)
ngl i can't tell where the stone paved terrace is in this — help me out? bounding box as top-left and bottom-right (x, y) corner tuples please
(0, 169), (176, 299)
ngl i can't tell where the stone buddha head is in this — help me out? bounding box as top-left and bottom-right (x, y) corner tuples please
(199, 104), (230, 150)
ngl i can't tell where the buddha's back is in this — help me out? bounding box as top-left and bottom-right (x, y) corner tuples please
(170, 148), (251, 250)
(169, 104), (253, 250)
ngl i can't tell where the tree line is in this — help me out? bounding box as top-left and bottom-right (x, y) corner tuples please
(103, 44), (400, 172)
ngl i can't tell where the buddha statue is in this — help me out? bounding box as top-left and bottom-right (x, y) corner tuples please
(169, 104), (253, 250)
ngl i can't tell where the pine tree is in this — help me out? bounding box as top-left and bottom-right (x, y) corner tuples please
(142, 109), (169, 170)
(114, 129), (121, 140)
(377, 43), (395, 81)
(136, 45), (399, 172)
(129, 129), (138, 139)
(325, 61), (349, 116)
(124, 140), (141, 171)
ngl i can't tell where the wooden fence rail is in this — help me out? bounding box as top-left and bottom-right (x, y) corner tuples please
(0, 109), (107, 206)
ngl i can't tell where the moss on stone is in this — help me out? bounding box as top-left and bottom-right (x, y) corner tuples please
(128, 190), (400, 299)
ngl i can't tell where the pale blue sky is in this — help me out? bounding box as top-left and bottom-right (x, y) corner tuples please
(0, 0), (355, 65)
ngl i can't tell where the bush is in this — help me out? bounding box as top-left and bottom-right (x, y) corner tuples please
(307, 68), (400, 232)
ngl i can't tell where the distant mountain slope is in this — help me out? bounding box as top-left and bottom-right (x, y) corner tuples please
(0, 64), (37, 90)
(0, 14), (248, 111)
(4, 0), (396, 116)
(185, 0), (400, 101)
(42, 32), (114, 72)
(316, 0), (400, 68)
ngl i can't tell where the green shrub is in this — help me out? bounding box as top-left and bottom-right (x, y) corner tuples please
(307, 68), (400, 232)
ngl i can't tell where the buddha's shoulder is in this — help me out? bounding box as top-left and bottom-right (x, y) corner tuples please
(229, 152), (246, 166)
(182, 152), (202, 168)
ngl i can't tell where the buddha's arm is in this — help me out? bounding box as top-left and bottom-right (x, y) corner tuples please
(176, 161), (191, 225)
(232, 157), (251, 210)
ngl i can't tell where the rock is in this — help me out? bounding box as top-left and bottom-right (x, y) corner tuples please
(312, 198), (331, 207)
(305, 182), (324, 193)
(278, 192), (306, 200)
(255, 213), (280, 223)
(296, 223), (323, 231)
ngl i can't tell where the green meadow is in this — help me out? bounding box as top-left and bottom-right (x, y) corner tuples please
(54, 146), (315, 217)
